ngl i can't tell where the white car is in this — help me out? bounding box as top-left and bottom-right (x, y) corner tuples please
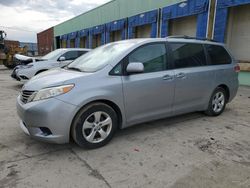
(11, 48), (90, 82)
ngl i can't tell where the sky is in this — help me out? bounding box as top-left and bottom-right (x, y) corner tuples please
(0, 0), (110, 43)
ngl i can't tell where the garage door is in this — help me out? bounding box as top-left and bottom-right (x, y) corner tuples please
(135, 24), (151, 38)
(61, 40), (67, 48)
(110, 30), (122, 42)
(226, 4), (250, 63)
(70, 39), (75, 48)
(169, 15), (197, 37)
(92, 34), (101, 48)
(80, 37), (87, 48)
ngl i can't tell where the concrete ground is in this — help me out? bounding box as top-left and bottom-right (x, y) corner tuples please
(0, 65), (250, 188)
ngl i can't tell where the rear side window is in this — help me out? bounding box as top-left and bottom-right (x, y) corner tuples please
(205, 45), (232, 65)
(169, 43), (207, 69)
(128, 43), (167, 73)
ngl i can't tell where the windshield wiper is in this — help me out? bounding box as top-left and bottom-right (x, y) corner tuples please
(67, 67), (82, 72)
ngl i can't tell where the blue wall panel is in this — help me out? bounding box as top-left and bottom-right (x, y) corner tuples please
(89, 24), (105, 48)
(66, 31), (77, 48)
(60, 34), (68, 40)
(128, 9), (158, 39)
(75, 29), (89, 48)
(106, 19), (127, 43)
(161, 0), (209, 38)
(196, 12), (208, 38)
(217, 0), (250, 8)
(214, 0), (250, 42)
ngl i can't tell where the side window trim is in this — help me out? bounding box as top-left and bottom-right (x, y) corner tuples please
(109, 42), (169, 76)
(204, 44), (232, 66)
(168, 42), (207, 69)
(125, 42), (168, 75)
(166, 42), (175, 70)
(202, 43), (212, 66)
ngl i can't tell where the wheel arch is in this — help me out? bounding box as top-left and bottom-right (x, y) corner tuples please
(217, 84), (230, 103)
(69, 99), (124, 142)
(35, 69), (48, 75)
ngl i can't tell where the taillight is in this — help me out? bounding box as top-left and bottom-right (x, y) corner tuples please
(234, 64), (240, 73)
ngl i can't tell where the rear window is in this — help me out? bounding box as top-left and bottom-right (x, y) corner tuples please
(205, 45), (232, 65)
(169, 43), (207, 69)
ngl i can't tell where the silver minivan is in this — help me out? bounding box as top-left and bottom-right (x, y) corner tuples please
(16, 37), (239, 148)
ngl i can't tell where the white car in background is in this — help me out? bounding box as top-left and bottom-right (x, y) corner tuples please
(11, 48), (90, 82)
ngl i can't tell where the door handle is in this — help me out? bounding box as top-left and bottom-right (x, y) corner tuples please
(163, 75), (173, 81)
(176, 72), (186, 79)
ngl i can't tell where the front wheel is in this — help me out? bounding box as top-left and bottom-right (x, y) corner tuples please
(71, 103), (118, 149)
(205, 87), (227, 116)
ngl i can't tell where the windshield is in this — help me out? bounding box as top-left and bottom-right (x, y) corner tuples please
(68, 41), (138, 72)
(41, 49), (66, 60)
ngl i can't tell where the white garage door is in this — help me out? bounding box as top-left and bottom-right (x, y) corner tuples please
(226, 4), (250, 62)
(169, 15), (197, 37)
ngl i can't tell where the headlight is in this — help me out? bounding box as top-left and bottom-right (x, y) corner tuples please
(30, 84), (74, 102)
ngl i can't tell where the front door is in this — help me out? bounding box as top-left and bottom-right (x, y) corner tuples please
(122, 43), (175, 125)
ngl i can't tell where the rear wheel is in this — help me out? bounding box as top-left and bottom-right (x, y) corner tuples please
(205, 87), (227, 116)
(71, 103), (118, 149)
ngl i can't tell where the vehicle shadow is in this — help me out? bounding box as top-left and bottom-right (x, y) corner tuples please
(115, 112), (205, 138)
(13, 83), (23, 90)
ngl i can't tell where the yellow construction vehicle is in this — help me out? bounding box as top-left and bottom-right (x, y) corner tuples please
(0, 30), (7, 66)
(0, 30), (28, 69)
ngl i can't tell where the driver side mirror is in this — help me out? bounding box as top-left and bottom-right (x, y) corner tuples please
(58, 56), (66, 61)
(126, 62), (144, 74)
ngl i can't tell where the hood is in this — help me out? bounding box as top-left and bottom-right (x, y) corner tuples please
(15, 54), (44, 65)
(16, 59), (52, 69)
(15, 54), (35, 61)
(22, 68), (93, 91)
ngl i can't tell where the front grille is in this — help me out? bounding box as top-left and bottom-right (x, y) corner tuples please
(20, 90), (35, 104)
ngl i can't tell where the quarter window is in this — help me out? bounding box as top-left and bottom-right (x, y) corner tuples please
(205, 45), (232, 65)
(170, 43), (207, 69)
(128, 43), (167, 73)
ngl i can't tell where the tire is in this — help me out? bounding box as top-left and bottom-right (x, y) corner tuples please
(71, 103), (118, 149)
(205, 87), (227, 116)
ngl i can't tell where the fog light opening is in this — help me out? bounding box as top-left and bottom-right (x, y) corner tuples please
(20, 75), (29, 80)
(39, 127), (52, 136)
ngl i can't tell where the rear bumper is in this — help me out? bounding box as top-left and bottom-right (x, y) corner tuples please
(228, 78), (239, 103)
(16, 96), (79, 144)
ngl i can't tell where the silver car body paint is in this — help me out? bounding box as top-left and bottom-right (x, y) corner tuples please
(16, 38), (239, 144)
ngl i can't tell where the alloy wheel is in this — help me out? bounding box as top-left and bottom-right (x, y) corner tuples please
(82, 111), (112, 143)
(212, 91), (225, 113)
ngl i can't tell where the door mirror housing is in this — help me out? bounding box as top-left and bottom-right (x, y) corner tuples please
(58, 56), (66, 61)
(126, 62), (144, 74)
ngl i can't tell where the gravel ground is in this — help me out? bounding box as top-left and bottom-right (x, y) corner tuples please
(0, 65), (250, 188)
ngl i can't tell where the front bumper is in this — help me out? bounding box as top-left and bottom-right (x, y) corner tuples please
(11, 68), (29, 82)
(16, 96), (79, 144)
(11, 68), (21, 81)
